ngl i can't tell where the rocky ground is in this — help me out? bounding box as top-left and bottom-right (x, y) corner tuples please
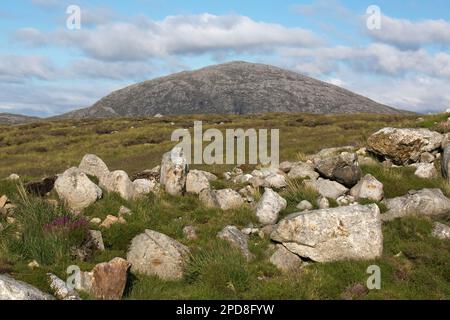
(0, 112), (449, 300)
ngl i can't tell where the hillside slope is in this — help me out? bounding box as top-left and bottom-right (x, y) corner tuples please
(58, 61), (406, 119)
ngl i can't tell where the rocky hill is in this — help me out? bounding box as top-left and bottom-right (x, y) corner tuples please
(0, 113), (40, 125)
(58, 61), (406, 119)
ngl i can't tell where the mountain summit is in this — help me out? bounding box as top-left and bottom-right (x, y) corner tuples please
(60, 61), (405, 118)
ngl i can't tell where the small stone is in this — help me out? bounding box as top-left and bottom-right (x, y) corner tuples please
(296, 200), (313, 211)
(90, 217), (102, 225)
(87, 230), (105, 251)
(118, 205), (132, 217)
(0, 195), (8, 208)
(100, 215), (126, 228)
(6, 174), (20, 181)
(6, 217), (15, 224)
(414, 163), (438, 179)
(183, 225), (198, 240)
(431, 222), (450, 240)
(317, 196), (330, 209)
(28, 260), (40, 269)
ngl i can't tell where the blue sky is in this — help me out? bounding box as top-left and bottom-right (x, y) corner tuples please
(1, 0), (450, 116)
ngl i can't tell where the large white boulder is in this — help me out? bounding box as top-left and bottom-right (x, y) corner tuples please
(271, 204), (383, 262)
(55, 167), (102, 211)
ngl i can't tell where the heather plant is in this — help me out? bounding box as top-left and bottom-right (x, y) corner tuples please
(0, 185), (88, 265)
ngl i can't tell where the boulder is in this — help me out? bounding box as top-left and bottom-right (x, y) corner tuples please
(186, 170), (210, 194)
(199, 188), (244, 210)
(78, 154), (110, 184)
(160, 147), (189, 196)
(287, 162), (319, 180)
(367, 128), (443, 165)
(77, 258), (131, 300)
(303, 178), (348, 199)
(271, 204), (383, 262)
(102, 170), (135, 201)
(54, 167), (102, 212)
(0, 274), (55, 300)
(314, 152), (362, 187)
(431, 222), (450, 240)
(254, 188), (287, 225)
(269, 245), (303, 272)
(127, 229), (190, 280)
(382, 189), (450, 221)
(413, 163), (438, 179)
(217, 226), (254, 261)
(441, 134), (449, 180)
(420, 152), (435, 163)
(47, 273), (80, 300)
(350, 174), (384, 201)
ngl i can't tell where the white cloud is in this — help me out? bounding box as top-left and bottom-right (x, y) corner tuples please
(0, 55), (55, 81)
(15, 13), (323, 61)
(367, 15), (450, 48)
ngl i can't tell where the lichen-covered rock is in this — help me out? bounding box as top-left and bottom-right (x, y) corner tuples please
(47, 273), (80, 300)
(350, 174), (384, 201)
(54, 167), (102, 211)
(367, 127), (443, 165)
(271, 204), (383, 262)
(132, 178), (158, 197)
(382, 189), (450, 221)
(160, 147), (189, 196)
(127, 230), (190, 280)
(254, 188), (287, 225)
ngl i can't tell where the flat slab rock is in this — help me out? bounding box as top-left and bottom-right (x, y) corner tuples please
(271, 204), (383, 262)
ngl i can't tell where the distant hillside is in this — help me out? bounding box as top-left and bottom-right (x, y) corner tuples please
(57, 61), (406, 119)
(0, 113), (40, 125)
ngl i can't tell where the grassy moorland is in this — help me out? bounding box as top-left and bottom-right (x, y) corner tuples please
(0, 112), (449, 300)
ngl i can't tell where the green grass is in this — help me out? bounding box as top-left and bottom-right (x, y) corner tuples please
(0, 112), (449, 299)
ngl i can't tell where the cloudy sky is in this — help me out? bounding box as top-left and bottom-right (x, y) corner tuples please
(1, 0), (450, 116)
